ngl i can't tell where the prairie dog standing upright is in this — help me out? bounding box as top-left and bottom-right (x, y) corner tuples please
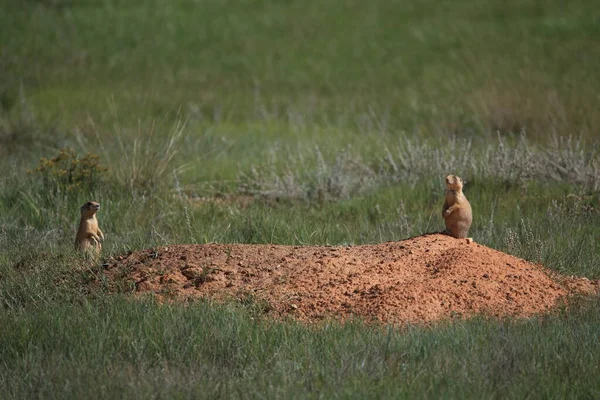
(442, 175), (472, 238)
(75, 201), (104, 259)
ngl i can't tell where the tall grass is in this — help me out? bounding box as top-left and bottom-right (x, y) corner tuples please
(74, 116), (188, 194)
(240, 134), (600, 202)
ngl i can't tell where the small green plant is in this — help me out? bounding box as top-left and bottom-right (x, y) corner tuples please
(235, 289), (273, 316)
(28, 147), (107, 195)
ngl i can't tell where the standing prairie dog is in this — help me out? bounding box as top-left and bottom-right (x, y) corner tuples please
(442, 175), (472, 238)
(75, 201), (104, 259)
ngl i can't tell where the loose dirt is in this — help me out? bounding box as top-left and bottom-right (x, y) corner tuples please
(103, 234), (597, 324)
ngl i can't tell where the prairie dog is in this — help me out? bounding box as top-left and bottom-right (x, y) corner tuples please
(442, 175), (472, 238)
(75, 201), (104, 259)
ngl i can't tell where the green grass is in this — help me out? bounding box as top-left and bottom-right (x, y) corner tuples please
(1, 0), (600, 398)
(1, 297), (599, 399)
(2, 0), (600, 136)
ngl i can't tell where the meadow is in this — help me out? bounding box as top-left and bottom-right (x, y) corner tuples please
(1, 0), (600, 398)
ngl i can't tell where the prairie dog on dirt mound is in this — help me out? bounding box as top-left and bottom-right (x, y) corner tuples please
(442, 175), (472, 238)
(75, 201), (104, 259)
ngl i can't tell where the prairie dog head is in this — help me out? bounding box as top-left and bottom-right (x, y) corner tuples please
(80, 201), (101, 218)
(445, 175), (464, 192)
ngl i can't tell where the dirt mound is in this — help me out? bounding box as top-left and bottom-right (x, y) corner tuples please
(103, 234), (598, 324)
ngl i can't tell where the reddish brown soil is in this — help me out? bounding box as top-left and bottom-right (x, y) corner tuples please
(103, 234), (598, 324)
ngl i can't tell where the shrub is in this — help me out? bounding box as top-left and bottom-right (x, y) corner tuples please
(28, 147), (107, 196)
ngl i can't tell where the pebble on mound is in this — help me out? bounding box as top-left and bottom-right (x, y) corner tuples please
(102, 234), (598, 324)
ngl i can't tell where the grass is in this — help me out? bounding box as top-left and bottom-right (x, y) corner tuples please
(1, 0), (600, 398)
(2, 0), (600, 137)
(1, 297), (599, 399)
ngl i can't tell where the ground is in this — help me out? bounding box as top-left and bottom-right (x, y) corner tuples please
(103, 233), (598, 325)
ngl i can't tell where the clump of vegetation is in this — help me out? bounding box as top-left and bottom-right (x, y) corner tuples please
(28, 147), (107, 196)
(74, 118), (188, 195)
(239, 146), (378, 203)
(240, 134), (600, 203)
